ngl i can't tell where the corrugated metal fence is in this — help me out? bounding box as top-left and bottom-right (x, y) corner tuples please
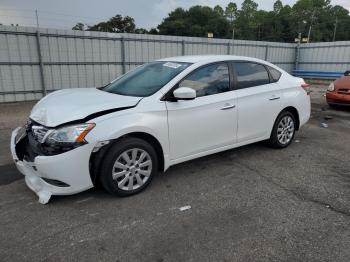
(297, 41), (350, 72)
(0, 25), (349, 102)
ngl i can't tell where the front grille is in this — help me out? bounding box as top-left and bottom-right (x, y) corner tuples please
(338, 89), (350, 95)
(31, 125), (49, 143)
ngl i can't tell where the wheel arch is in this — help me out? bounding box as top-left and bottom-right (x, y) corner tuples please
(281, 106), (300, 130)
(270, 106), (300, 139)
(89, 132), (165, 185)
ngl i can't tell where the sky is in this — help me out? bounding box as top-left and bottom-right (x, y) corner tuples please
(0, 0), (349, 30)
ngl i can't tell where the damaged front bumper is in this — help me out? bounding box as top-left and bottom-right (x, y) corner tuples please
(11, 127), (95, 204)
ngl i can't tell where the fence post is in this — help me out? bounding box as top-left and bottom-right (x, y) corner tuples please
(227, 42), (230, 55)
(295, 43), (300, 70)
(181, 40), (185, 56)
(120, 37), (126, 74)
(35, 30), (47, 96)
(265, 45), (269, 61)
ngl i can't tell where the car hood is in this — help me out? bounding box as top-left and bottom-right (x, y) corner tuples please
(334, 76), (350, 90)
(30, 88), (141, 127)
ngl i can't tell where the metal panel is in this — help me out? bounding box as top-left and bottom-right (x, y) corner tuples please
(1, 25), (344, 103)
(298, 41), (350, 72)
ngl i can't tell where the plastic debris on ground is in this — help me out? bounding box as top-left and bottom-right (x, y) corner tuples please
(295, 139), (300, 143)
(321, 123), (328, 128)
(179, 205), (191, 211)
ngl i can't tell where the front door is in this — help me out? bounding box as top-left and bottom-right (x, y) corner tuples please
(165, 62), (237, 161)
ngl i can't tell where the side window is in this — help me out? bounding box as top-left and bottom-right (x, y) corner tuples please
(234, 62), (270, 89)
(268, 66), (282, 82)
(179, 63), (230, 97)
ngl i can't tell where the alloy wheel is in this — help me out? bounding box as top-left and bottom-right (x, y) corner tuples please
(112, 148), (153, 191)
(277, 116), (295, 145)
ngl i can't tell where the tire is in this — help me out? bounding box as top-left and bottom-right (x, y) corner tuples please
(268, 111), (296, 149)
(100, 137), (158, 197)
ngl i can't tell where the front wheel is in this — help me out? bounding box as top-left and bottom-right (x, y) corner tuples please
(100, 137), (158, 196)
(268, 111), (296, 148)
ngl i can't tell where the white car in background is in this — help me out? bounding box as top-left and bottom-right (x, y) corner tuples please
(11, 55), (311, 204)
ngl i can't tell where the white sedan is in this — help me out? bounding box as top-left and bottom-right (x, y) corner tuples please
(11, 55), (311, 204)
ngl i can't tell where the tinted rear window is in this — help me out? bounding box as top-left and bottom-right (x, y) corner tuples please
(268, 66), (282, 82)
(234, 62), (270, 89)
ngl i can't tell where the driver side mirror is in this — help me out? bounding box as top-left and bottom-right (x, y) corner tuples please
(173, 87), (196, 100)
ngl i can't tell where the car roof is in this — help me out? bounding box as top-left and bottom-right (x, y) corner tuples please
(157, 55), (269, 65)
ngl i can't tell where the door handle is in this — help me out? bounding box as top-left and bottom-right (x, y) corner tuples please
(269, 96), (280, 101)
(220, 104), (236, 110)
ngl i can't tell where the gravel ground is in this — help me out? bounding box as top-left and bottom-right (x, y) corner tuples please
(0, 85), (349, 262)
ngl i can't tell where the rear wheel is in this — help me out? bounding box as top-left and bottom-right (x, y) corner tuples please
(268, 111), (296, 148)
(100, 137), (158, 196)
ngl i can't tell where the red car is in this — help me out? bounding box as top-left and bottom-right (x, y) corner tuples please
(326, 71), (350, 106)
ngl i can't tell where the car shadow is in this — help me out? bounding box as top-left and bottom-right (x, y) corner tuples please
(49, 141), (271, 205)
(329, 105), (350, 112)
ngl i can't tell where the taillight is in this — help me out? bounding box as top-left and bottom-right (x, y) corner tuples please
(301, 83), (311, 95)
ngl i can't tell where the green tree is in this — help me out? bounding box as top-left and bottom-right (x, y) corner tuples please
(214, 5), (224, 16)
(134, 28), (148, 34)
(241, 0), (258, 19)
(235, 0), (259, 40)
(273, 0), (283, 14)
(255, 10), (269, 40)
(157, 6), (231, 38)
(72, 22), (85, 31)
(76, 1), (350, 42)
(329, 5), (350, 41)
(291, 0), (332, 42)
(148, 28), (158, 34)
(225, 2), (238, 24)
(265, 1), (294, 42)
(88, 15), (136, 33)
(157, 8), (187, 36)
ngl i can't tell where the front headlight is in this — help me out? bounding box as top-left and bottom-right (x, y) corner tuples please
(328, 82), (335, 92)
(45, 123), (95, 145)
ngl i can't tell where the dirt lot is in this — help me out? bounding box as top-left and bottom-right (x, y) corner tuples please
(0, 85), (350, 262)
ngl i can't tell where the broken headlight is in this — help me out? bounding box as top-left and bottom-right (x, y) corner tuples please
(45, 123), (95, 146)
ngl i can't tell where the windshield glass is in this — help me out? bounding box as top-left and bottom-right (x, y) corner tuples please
(103, 61), (191, 97)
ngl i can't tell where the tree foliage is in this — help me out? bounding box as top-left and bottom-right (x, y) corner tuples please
(72, 0), (350, 42)
(225, 2), (238, 23)
(157, 6), (231, 37)
(156, 0), (350, 42)
(87, 15), (136, 33)
(72, 14), (158, 34)
(72, 22), (85, 31)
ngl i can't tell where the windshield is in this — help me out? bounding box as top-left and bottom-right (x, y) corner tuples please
(102, 61), (191, 97)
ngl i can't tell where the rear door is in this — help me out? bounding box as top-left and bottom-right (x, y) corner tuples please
(232, 62), (282, 143)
